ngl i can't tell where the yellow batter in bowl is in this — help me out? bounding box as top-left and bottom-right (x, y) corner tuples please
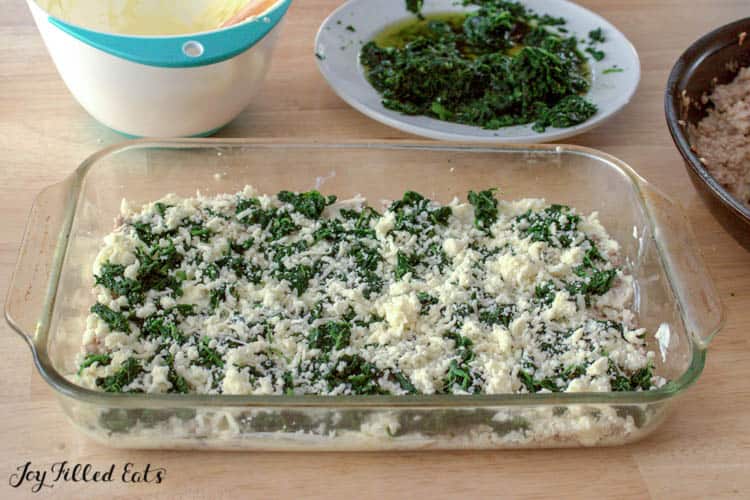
(36, 0), (253, 35)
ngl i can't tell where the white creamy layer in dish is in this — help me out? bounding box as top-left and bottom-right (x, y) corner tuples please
(75, 186), (662, 396)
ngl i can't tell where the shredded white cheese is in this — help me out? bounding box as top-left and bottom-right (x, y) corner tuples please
(76, 187), (663, 397)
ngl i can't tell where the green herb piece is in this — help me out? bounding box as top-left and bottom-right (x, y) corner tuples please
(97, 358), (142, 393)
(282, 371), (295, 395)
(581, 240), (603, 268)
(142, 316), (184, 343)
(308, 321), (352, 352)
(611, 365), (653, 391)
(585, 46), (605, 61)
(91, 303), (130, 333)
(405, 0), (424, 18)
(277, 264), (315, 296)
(588, 27), (605, 43)
(442, 331), (478, 392)
(346, 25), (356, 32)
(226, 256), (263, 284)
(135, 240), (184, 295)
(532, 95), (598, 132)
(78, 353), (112, 374)
(348, 242), (381, 273)
(154, 202), (171, 217)
(189, 224), (212, 242)
(348, 242), (384, 297)
(562, 364), (586, 380)
(451, 302), (475, 323)
(514, 204), (580, 247)
(236, 197), (275, 228)
(198, 337), (224, 368)
(479, 304), (515, 327)
(132, 221), (158, 246)
(602, 66), (623, 74)
(417, 292), (438, 314)
(165, 352), (189, 394)
(518, 369), (560, 392)
(267, 213), (299, 240)
(629, 363), (654, 391)
(468, 189), (498, 234)
(567, 267), (617, 298)
(94, 262), (143, 305)
(341, 206), (381, 238)
(395, 251), (419, 280)
(208, 288), (222, 311)
(394, 371), (418, 394)
(534, 282), (556, 306)
(329, 354), (386, 394)
(231, 238), (255, 253)
(277, 190), (337, 220)
(174, 304), (196, 317)
(429, 206), (452, 226)
(444, 359), (473, 392)
(390, 191), (442, 233)
(313, 218), (345, 243)
(204, 263), (220, 280)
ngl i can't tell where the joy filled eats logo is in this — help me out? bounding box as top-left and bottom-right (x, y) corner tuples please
(9, 461), (165, 493)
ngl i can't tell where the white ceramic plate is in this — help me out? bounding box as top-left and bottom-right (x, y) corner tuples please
(315, 0), (640, 143)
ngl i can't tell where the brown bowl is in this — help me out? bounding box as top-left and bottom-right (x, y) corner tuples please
(665, 17), (750, 250)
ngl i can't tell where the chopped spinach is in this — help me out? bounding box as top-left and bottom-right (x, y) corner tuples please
(91, 303), (130, 333)
(142, 316), (184, 343)
(468, 189), (498, 234)
(514, 204), (580, 247)
(362, 1), (597, 132)
(417, 292), (439, 314)
(588, 27), (605, 43)
(165, 352), (189, 394)
(518, 369), (560, 392)
(309, 321), (352, 352)
(442, 331), (479, 392)
(395, 251), (420, 280)
(610, 362), (653, 391)
(277, 190), (336, 220)
(585, 46), (605, 61)
(479, 304), (515, 327)
(198, 337), (224, 368)
(97, 358), (142, 393)
(78, 353), (112, 374)
(94, 262), (143, 305)
(325, 354), (386, 394)
(135, 240), (184, 295)
(394, 371), (418, 394)
(405, 0), (424, 18)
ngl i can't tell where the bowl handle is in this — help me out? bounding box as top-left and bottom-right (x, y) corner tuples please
(4, 177), (77, 351)
(47, 0), (292, 68)
(639, 180), (724, 349)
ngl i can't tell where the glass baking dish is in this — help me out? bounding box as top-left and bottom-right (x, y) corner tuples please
(5, 140), (723, 450)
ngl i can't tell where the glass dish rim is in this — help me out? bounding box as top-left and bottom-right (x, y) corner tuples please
(5, 139), (720, 409)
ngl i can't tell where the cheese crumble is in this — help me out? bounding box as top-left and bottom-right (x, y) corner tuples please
(76, 187), (662, 396)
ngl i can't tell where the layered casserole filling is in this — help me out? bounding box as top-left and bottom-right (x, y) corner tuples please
(76, 187), (662, 395)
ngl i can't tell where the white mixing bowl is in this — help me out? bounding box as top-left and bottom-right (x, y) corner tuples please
(27, 0), (292, 137)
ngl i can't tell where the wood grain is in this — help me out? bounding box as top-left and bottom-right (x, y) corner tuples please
(2, 1), (750, 498)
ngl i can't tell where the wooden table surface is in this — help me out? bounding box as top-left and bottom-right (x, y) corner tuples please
(2, 1), (750, 498)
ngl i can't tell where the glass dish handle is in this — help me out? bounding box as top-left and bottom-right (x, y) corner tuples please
(4, 178), (75, 350)
(639, 181), (724, 349)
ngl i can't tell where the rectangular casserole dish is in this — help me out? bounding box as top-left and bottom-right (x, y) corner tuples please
(5, 140), (723, 450)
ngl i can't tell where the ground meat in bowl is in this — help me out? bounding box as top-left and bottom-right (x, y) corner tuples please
(689, 66), (750, 207)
